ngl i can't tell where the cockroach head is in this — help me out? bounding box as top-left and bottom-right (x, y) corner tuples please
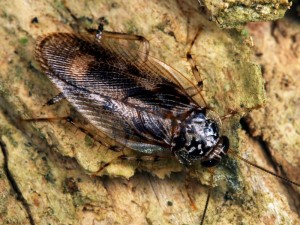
(172, 109), (229, 167)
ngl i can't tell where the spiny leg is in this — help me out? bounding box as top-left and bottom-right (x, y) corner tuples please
(183, 167), (215, 224)
(39, 92), (121, 151)
(87, 18), (150, 60)
(171, 5), (208, 105)
(184, 170), (198, 211)
(23, 115), (122, 152)
(186, 27), (205, 89)
(220, 110), (239, 121)
(101, 31), (149, 56)
(185, 27), (208, 107)
(65, 117), (123, 152)
(44, 92), (65, 106)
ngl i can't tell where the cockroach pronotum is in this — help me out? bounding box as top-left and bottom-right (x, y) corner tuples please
(32, 23), (300, 224)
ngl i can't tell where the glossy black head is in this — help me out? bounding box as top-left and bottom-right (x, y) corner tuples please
(172, 109), (229, 167)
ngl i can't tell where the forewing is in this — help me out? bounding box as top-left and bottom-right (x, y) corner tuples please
(62, 85), (173, 153)
(35, 32), (197, 152)
(36, 33), (197, 115)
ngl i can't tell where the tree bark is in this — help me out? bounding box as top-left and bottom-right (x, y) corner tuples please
(0, 0), (299, 225)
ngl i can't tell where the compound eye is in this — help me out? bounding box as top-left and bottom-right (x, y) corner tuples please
(201, 158), (220, 167)
(220, 136), (230, 154)
(200, 136), (230, 168)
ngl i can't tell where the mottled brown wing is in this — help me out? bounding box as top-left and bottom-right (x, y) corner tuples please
(35, 32), (198, 153)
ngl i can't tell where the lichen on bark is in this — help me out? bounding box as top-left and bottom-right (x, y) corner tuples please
(0, 0), (299, 225)
(202, 0), (292, 28)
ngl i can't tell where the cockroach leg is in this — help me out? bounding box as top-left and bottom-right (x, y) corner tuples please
(94, 22), (150, 61)
(22, 116), (69, 123)
(65, 116), (122, 152)
(23, 115), (121, 152)
(86, 20), (150, 60)
(103, 32), (149, 51)
(44, 93), (65, 106)
(184, 85), (203, 98)
(184, 166), (215, 224)
(185, 27), (208, 106)
(186, 51), (203, 89)
(184, 174), (198, 211)
(200, 168), (215, 225)
(186, 27), (204, 87)
(95, 17), (108, 40)
(220, 110), (239, 121)
(104, 31), (150, 61)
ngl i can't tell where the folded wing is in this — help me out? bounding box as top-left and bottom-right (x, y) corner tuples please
(35, 32), (199, 153)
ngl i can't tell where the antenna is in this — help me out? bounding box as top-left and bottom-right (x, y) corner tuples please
(199, 149), (300, 225)
(229, 150), (300, 187)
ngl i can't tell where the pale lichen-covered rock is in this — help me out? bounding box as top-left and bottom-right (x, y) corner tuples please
(202, 0), (292, 28)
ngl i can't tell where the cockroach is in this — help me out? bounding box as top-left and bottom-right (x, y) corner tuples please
(33, 23), (300, 224)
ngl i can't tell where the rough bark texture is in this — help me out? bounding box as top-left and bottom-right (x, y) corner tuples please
(247, 18), (300, 217)
(0, 0), (299, 225)
(202, 0), (292, 28)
